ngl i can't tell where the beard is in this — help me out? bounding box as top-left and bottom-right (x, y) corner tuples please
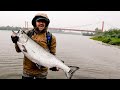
(34, 27), (46, 34)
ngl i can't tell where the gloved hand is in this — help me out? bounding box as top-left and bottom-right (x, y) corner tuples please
(49, 67), (59, 71)
(49, 60), (64, 71)
(11, 36), (19, 43)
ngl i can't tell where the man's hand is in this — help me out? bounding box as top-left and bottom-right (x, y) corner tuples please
(11, 36), (19, 43)
(49, 67), (59, 71)
(49, 60), (64, 71)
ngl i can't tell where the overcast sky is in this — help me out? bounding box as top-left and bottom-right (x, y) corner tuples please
(0, 11), (120, 30)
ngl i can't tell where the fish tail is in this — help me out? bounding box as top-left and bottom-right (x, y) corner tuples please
(65, 66), (79, 79)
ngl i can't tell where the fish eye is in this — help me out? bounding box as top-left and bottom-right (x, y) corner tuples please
(21, 31), (24, 34)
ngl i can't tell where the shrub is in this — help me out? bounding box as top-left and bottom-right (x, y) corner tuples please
(102, 37), (111, 43)
(108, 38), (120, 45)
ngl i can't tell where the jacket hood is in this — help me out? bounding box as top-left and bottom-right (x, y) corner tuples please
(32, 13), (50, 28)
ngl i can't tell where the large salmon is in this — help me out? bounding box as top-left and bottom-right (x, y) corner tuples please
(11, 29), (79, 79)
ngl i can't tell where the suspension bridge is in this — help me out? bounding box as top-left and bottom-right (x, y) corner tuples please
(23, 21), (120, 34)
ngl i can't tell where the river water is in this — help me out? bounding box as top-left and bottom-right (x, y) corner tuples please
(0, 30), (120, 79)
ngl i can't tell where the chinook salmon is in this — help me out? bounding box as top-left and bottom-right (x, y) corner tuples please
(11, 29), (79, 79)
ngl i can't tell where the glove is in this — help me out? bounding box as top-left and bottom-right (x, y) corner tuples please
(49, 67), (59, 71)
(49, 60), (64, 71)
(11, 36), (19, 43)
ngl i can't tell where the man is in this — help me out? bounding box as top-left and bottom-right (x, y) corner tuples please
(11, 13), (59, 79)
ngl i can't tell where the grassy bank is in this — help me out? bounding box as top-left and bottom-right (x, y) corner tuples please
(90, 29), (120, 46)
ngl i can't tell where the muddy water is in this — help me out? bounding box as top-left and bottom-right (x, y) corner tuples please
(0, 30), (120, 79)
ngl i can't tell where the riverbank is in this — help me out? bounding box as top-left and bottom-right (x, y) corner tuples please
(90, 29), (120, 46)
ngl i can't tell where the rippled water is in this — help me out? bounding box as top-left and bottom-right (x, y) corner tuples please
(0, 30), (120, 79)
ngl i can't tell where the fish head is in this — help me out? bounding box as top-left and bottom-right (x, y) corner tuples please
(11, 30), (19, 42)
(11, 29), (28, 44)
(18, 29), (29, 44)
(11, 30), (18, 37)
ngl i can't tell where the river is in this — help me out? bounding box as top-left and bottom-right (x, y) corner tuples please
(0, 30), (120, 79)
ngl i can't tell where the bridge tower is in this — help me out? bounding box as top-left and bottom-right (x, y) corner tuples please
(102, 21), (104, 32)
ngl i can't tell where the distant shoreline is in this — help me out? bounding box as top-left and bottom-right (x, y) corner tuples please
(0, 29), (18, 31)
(0, 29), (94, 36)
(0, 29), (83, 35)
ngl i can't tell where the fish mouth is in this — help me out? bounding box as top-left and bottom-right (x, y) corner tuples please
(11, 30), (17, 37)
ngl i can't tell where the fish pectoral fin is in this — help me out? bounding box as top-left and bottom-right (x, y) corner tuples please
(22, 45), (27, 52)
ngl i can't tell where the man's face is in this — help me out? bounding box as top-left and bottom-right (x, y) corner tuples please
(36, 20), (46, 31)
